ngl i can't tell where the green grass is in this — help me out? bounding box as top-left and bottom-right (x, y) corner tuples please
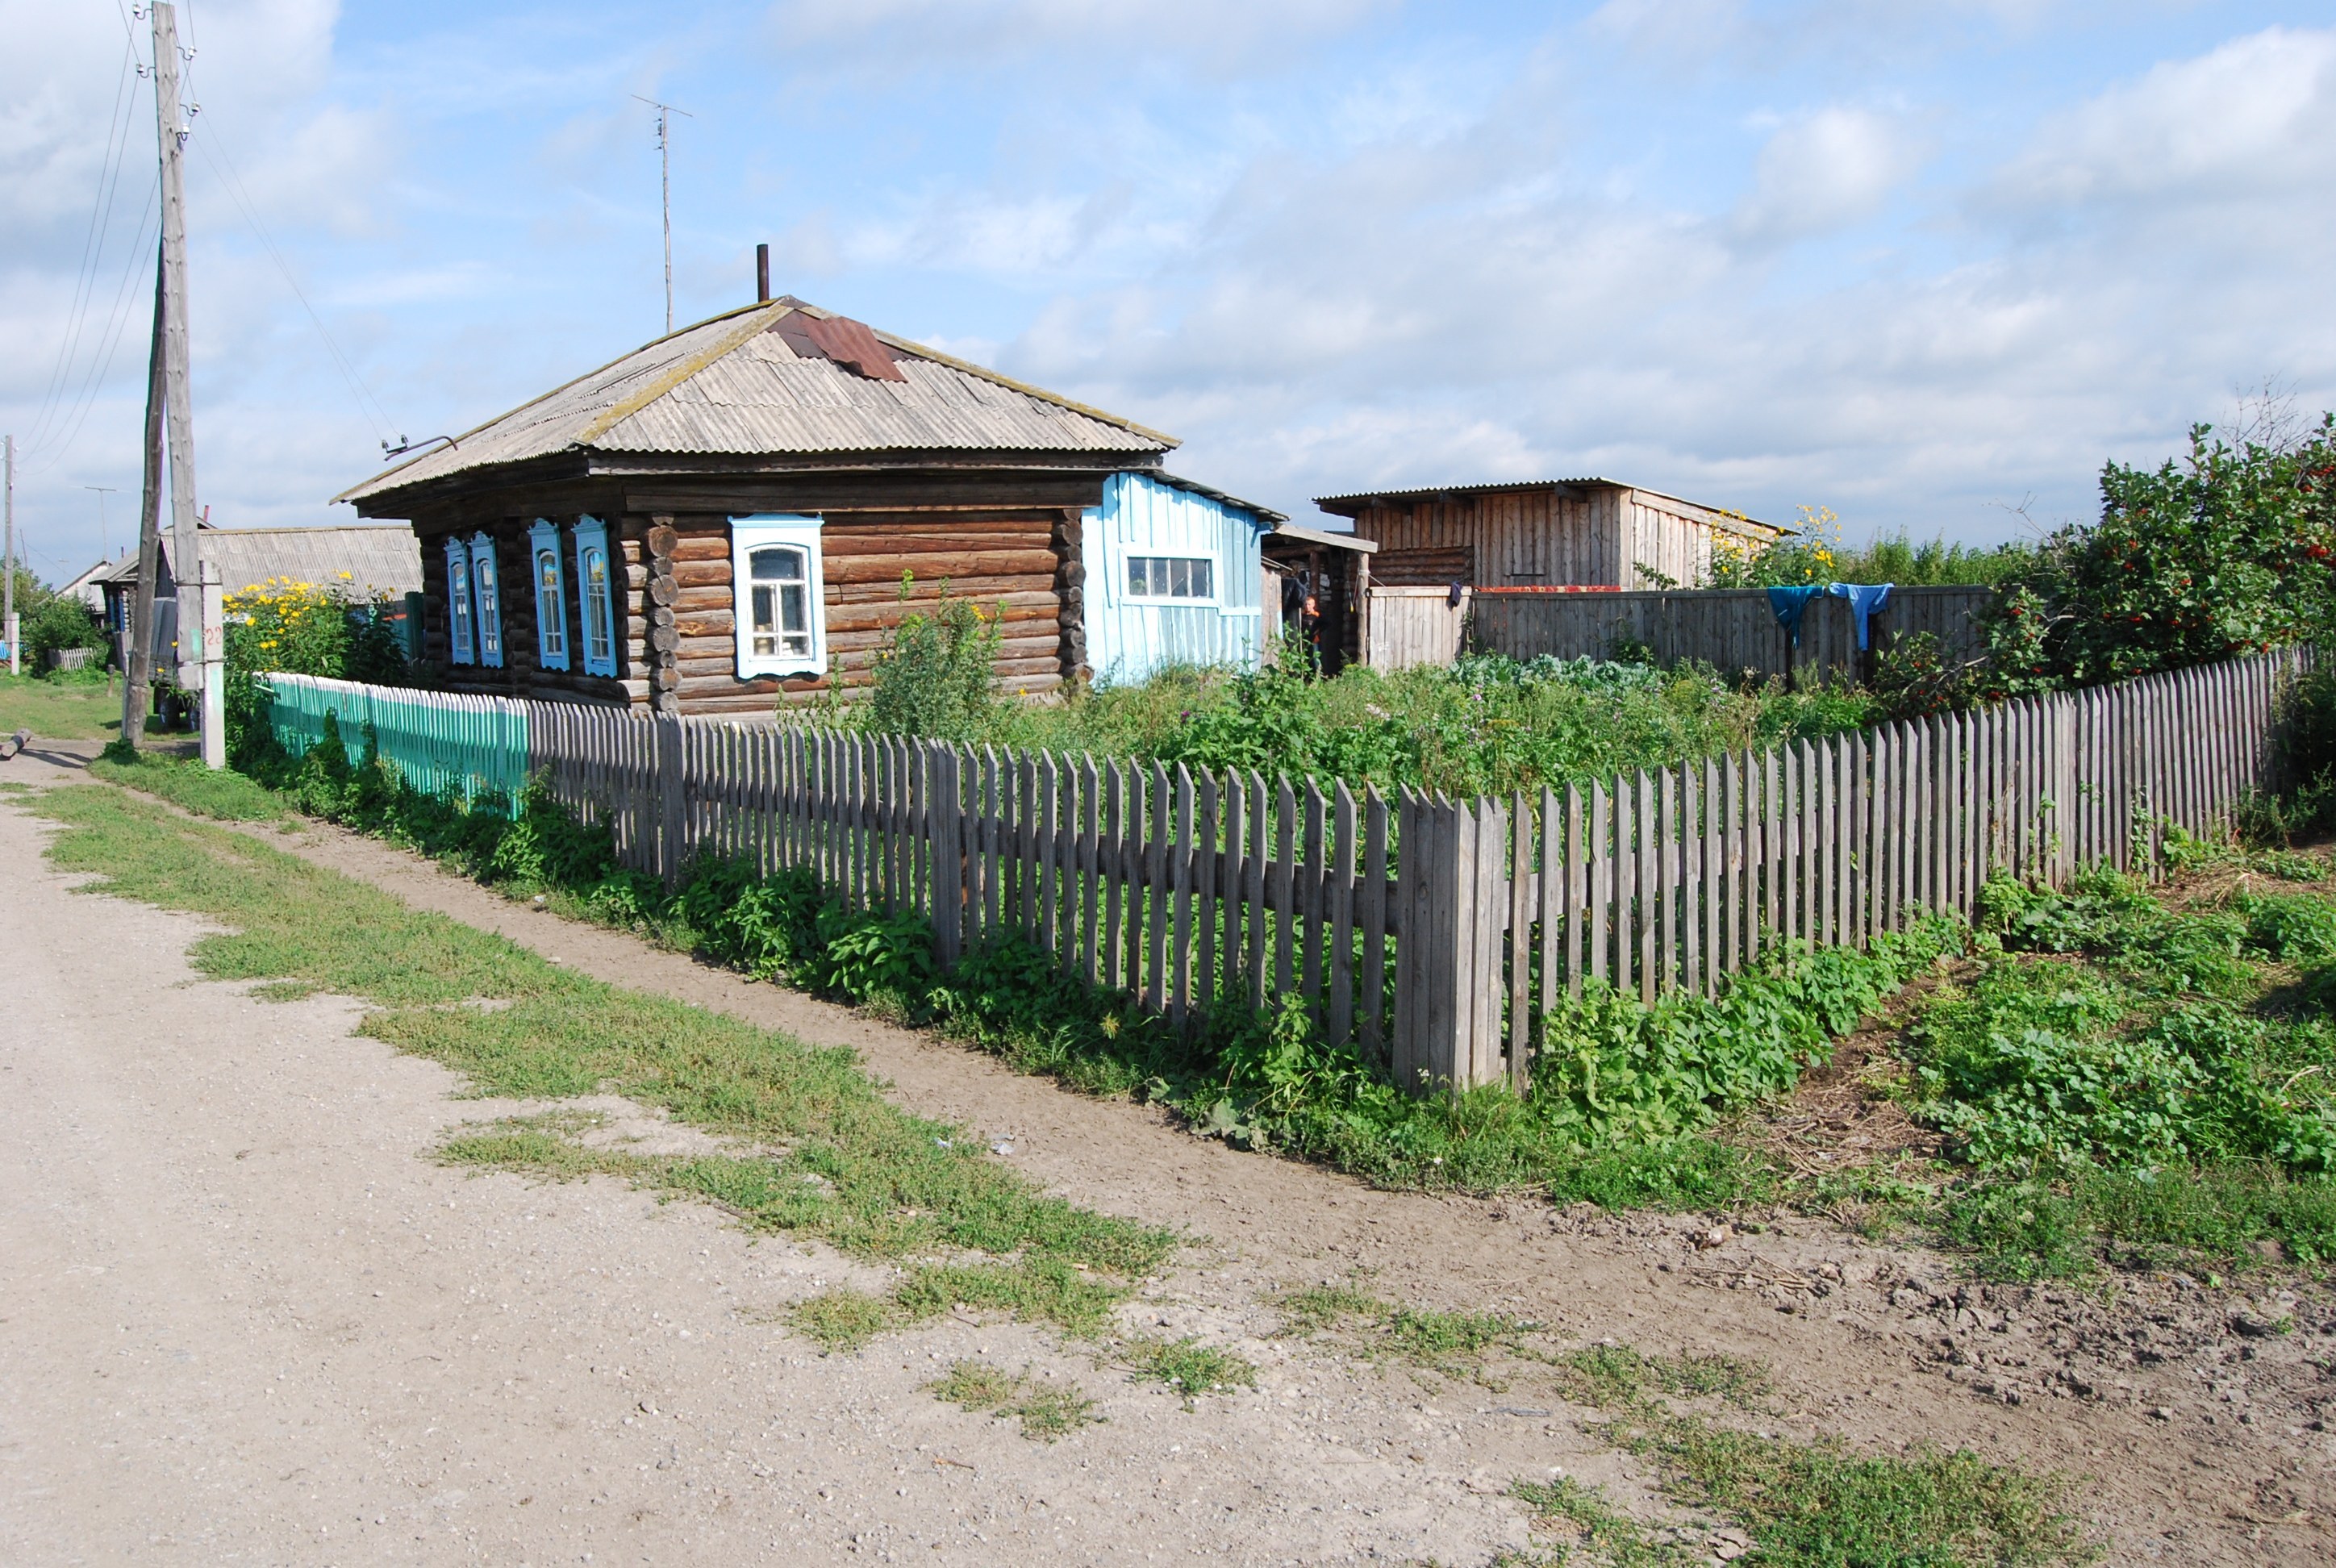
(1512, 1340), (2095, 1568)
(1118, 1336), (1258, 1407)
(928, 1360), (1100, 1441)
(16, 782), (1176, 1348)
(0, 670), (127, 740)
(1553, 1343), (1771, 1411)
(1504, 1475), (1693, 1567)
(1274, 1282), (1548, 1376)
(87, 748), (289, 820)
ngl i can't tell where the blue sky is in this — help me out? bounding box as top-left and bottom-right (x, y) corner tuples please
(4, 1), (2334, 581)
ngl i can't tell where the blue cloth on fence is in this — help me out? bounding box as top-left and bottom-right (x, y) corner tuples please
(1827, 582), (1895, 650)
(1767, 585), (1825, 646)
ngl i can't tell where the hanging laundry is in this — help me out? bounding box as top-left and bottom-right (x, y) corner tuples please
(1827, 582), (1895, 651)
(1766, 585), (1825, 646)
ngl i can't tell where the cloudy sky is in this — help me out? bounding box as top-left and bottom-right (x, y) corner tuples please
(3, 1), (2334, 580)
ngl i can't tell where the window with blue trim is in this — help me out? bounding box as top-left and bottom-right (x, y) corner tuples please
(444, 538), (475, 664)
(528, 519), (567, 670)
(572, 516), (618, 678)
(467, 533), (503, 668)
(730, 515), (826, 679)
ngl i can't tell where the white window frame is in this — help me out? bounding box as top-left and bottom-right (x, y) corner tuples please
(571, 515), (619, 678)
(467, 532), (504, 669)
(730, 514), (827, 680)
(1123, 553), (1218, 605)
(528, 519), (568, 670)
(444, 537), (476, 665)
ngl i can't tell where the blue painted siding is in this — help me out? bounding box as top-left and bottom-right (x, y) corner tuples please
(1081, 472), (1269, 686)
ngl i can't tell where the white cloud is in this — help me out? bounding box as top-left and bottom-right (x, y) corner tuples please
(1730, 106), (1923, 244)
(768, 0), (1395, 72)
(1992, 25), (2336, 210)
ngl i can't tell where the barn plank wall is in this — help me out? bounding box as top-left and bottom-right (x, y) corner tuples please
(269, 647), (2313, 1099)
(1467, 586), (1996, 682)
(1349, 484), (1776, 592)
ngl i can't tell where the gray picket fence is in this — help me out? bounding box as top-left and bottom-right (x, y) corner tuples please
(267, 646), (2309, 1094)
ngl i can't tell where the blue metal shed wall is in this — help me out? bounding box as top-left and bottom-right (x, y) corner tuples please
(1080, 473), (1267, 686)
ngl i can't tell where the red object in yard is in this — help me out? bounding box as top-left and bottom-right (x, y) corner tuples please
(1468, 584), (1624, 595)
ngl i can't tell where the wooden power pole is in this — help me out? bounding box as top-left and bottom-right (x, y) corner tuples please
(123, 241), (166, 748)
(151, 2), (202, 696)
(4, 433), (16, 678)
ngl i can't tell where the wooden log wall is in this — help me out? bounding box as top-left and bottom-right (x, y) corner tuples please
(266, 647), (2309, 1099)
(406, 507), (1077, 716)
(1466, 585), (1996, 682)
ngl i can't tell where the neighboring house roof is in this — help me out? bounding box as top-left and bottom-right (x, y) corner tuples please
(1268, 522), (1376, 554)
(336, 296), (1178, 507)
(1148, 471), (1287, 523)
(96, 526), (423, 600)
(1312, 477), (1779, 537)
(58, 555), (123, 609)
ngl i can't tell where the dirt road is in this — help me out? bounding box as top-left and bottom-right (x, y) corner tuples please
(2, 749), (2330, 1565)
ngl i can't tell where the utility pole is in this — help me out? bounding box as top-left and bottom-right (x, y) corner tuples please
(142, 2), (223, 765)
(4, 434), (16, 678)
(633, 95), (692, 335)
(151, 2), (201, 700)
(124, 240), (165, 749)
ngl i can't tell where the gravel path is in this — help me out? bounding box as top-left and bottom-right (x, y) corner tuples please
(3, 747), (2330, 1566)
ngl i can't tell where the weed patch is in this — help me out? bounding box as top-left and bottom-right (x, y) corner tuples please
(1118, 1337), (1257, 1407)
(928, 1360), (1099, 1441)
(1528, 1339), (2094, 1568)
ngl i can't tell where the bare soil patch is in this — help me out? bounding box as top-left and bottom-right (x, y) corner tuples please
(7, 742), (2334, 1565)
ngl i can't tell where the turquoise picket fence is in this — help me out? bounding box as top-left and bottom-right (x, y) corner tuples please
(265, 673), (530, 803)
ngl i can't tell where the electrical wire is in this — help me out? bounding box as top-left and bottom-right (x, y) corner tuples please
(190, 130), (401, 444)
(22, 35), (143, 461)
(37, 178), (160, 473)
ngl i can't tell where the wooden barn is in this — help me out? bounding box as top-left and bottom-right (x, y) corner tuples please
(332, 294), (1191, 715)
(1313, 478), (1781, 592)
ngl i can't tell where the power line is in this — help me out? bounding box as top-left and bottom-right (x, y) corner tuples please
(23, 35), (143, 461)
(190, 129), (399, 441)
(34, 178), (159, 475)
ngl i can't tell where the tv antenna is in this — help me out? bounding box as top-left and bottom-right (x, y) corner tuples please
(84, 486), (120, 557)
(632, 94), (694, 336)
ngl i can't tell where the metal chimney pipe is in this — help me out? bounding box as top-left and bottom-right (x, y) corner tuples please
(756, 244), (770, 303)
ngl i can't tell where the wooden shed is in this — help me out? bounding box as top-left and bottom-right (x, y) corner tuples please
(1313, 478), (1781, 592)
(332, 295), (1179, 715)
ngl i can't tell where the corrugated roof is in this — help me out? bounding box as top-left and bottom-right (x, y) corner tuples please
(337, 297), (1177, 506)
(1312, 477), (1780, 536)
(1151, 471), (1287, 523)
(98, 528), (423, 599)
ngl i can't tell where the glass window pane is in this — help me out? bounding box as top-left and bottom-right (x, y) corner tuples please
(781, 583), (807, 634)
(1128, 557), (1146, 598)
(1193, 560), (1213, 599)
(753, 548), (802, 582)
(1169, 559), (1191, 598)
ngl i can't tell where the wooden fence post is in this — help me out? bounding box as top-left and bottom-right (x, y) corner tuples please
(654, 712), (685, 884)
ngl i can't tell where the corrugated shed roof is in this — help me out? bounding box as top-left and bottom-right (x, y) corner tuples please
(1150, 471), (1287, 523)
(337, 297), (1176, 506)
(97, 528), (423, 599)
(1312, 477), (1779, 537)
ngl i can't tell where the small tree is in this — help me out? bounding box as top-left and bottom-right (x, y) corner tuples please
(866, 573), (1003, 739)
(1995, 419), (2336, 687)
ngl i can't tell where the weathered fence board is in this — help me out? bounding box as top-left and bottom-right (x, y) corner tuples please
(267, 646), (2310, 1098)
(1467, 584), (1993, 682)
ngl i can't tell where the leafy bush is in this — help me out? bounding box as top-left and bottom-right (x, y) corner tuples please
(867, 576), (1004, 740)
(874, 646), (1878, 803)
(1988, 419), (2336, 690)
(1870, 630), (1981, 722)
(21, 587), (110, 671)
(222, 576), (408, 764)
